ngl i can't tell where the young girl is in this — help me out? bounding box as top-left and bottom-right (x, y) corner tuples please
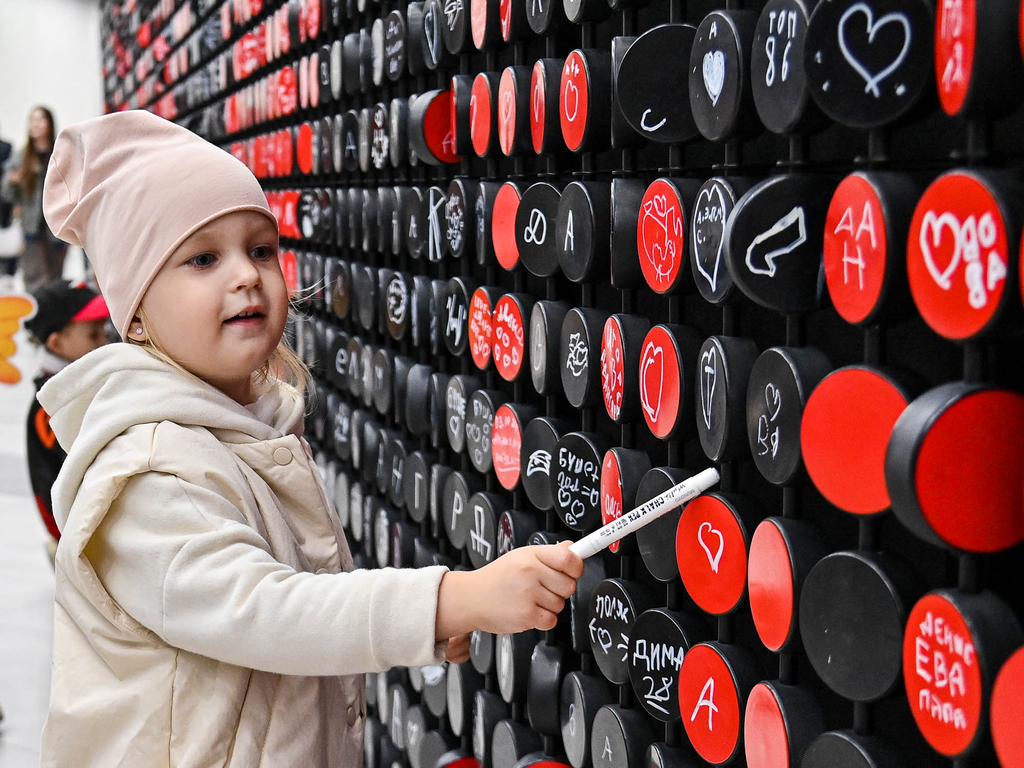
(39, 110), (583, 768)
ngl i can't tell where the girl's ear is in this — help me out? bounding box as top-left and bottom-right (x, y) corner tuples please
(128, 317), (148, 341)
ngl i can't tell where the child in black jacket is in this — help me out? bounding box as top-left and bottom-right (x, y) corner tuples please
(25, 280), (110, 560)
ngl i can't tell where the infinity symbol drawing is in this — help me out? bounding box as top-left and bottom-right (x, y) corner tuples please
(523, 208), (548, 244)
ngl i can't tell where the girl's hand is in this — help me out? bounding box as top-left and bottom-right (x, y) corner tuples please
(435, 542), (585, 639)
(445, 633), (471, 663)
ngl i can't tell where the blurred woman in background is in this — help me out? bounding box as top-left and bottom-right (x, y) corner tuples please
(1, 107), (67, 289)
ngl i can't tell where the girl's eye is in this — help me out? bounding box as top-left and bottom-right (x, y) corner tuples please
(189, 253), (216, 268)
(251, 246), (274, 261)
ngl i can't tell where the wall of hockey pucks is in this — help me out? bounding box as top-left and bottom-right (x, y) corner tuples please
(101, 0), (1024, 765)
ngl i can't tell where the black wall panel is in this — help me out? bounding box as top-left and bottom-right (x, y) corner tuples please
(102, 0), (1024, 765)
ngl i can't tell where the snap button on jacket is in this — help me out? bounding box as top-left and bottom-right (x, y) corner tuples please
(37, 345), (448, 768)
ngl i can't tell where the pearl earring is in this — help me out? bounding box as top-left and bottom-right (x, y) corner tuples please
(135, 328), (143, 335)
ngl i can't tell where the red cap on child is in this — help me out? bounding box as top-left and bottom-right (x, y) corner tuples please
(72, 294), (109, 324)
(26, 280), (110, 341)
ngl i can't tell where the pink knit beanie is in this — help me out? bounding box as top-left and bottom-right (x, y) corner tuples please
(42, 110), (276, 339)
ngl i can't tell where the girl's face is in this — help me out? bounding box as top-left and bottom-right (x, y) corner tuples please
(136, 210), (288, 403)
(28, 109), (51, 143)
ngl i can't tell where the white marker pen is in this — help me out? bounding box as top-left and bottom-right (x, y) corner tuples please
(568, 467), (721, 559)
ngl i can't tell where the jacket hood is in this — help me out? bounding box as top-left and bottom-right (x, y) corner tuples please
(38, 343), (305, 529)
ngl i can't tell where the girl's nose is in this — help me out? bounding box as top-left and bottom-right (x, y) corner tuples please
(232, 253), (262, 290)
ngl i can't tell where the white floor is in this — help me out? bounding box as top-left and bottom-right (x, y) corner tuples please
(0, 249), (88, 768)
(0, 325), (55, 768)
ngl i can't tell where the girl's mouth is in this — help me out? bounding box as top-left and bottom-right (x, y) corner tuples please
(225, 310), (265, 325)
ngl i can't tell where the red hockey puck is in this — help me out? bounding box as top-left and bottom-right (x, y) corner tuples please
(801, 366), (918, 516)
(886, 382), (1024, 553)
(904, 590), (1023, 758)
(907, 170), (1019, 341)
(492, 293), (531, 381)
(493, 182), (523, 271)
(678, 642), (761, 765)
(676, 493), (751, 616)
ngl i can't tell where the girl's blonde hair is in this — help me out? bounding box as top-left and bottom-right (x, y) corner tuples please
(126, 305), (309, 396)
